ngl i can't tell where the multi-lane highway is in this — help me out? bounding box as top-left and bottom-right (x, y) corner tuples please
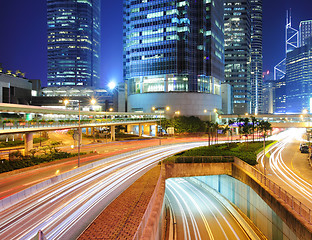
(258, 128), (312, 208)
(166, 178), (260, 240)
(0, 142), (207, 240)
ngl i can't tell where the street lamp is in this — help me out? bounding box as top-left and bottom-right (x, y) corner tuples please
(64, 99), (69, 108)
(152, 106), (170, 145)
(65, 99), (96, 168)
(77, 101), (81, 167)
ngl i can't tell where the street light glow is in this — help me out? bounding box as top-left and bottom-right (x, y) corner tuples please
(108, 81), (116, 90)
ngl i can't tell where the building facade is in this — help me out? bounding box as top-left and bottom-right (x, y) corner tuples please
(286, 43), (312, 113)
(123, 0), (224, 118)
(299, 20), (312, 47)
(0, 73), (33, 104)
(224, 0), (251, 115)
(250, 0), (263, 114)
(32, 86), (114, 111)
(47, 0), (100, 87)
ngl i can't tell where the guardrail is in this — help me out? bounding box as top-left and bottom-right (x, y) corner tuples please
(0, 118), (158, 130)
(166, 155), (234, 164)
(234, 158), (312, 224)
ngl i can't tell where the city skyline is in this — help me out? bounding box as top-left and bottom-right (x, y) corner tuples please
(0, 0), (311, 87)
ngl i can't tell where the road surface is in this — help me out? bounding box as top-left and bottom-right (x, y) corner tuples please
(258, 128), (312, 208)
(0, 142), (206, 240)
(166, 178), (258, 240)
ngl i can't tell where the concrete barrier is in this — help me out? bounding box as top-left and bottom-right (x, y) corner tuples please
(135, 161), (312, 240)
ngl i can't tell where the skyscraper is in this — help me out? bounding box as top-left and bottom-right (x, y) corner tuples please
(286, 41), (312, 113)
(123, 0), (224, 118)
(250, 0), (263, 114)
(299, 20), (312, 47)
(224, 0), (251, 115)
(47, 0), (100, 87)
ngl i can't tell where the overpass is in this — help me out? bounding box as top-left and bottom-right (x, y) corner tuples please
(220, 113), (312, 128)
(0, 103), (159, 153)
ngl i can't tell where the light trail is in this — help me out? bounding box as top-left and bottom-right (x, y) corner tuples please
(0, 142), (207, 239)
(165, 178), (252, 240)
(260, 129), (312, 205)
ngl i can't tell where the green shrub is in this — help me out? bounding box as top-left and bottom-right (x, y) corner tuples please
(163, 141), (272, 166)
(0, 150), (87, 173)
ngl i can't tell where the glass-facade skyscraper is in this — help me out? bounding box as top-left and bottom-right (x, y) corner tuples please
(286, 42), (312, 113)
(224, 0), (251, 115)
(299, 20), (312, 47)
(47, 0), (100, 87)
(250, 0), (263, 114)
(123, 0), (224, 118)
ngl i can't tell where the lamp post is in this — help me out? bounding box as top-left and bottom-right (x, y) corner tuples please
(65, 99), (96, 168)
(152, 106), (170, 145)
(77, 101), (81, 167)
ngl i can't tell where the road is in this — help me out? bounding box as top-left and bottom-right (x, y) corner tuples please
(166, 178), (257, 240)
(258, 128), (312, 209)
(0, 142), (206, 240)
(0, 136), (209, 199)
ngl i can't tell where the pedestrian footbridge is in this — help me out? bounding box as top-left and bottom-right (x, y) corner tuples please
(220, 113), (312, 128)
(0, 103), (159, 153)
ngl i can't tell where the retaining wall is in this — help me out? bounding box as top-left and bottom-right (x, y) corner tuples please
(139, 162), (312, 240)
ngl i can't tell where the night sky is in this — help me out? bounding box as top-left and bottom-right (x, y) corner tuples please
(0, 0), (311, 88)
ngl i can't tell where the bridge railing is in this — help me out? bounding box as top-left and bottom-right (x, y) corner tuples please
(0, 118), (158, 130)
(234, 158), (312, 224)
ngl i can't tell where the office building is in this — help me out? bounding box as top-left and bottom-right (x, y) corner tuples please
(274, 77), (286, 114)
(123, 0), (224, 119)
(250, 0), (263, 114)
(274, 12), (299, 81)
(0, 67), (35, 104)
(299, 20), (312, 47)
(224, 0), (251, 115)
(32, 87), (114, 111)
(262, 71), (274, 114)
(286, 42), (312, 113)
(47, 0), (100, 87)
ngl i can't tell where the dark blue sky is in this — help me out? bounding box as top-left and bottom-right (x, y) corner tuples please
(0, 0), (311, 87)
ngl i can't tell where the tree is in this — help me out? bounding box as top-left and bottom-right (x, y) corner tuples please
(213, 122), (220, 144)
(241, 117), (252, 144)
(250, 116), (258, 142)
(205, 121), (214, 146)
(173, 116), (205, 133)
(236, 118), (244, 141)
(223, 125), (230, 147)
(228, 119), (235, 142)
(258, 120), (272, 174)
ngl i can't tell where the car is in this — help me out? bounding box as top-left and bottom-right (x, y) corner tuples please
(299, 143), (308, 150)
(300, 144), (309, 153)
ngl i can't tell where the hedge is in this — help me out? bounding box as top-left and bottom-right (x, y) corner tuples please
(164, 141), (273, 166)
